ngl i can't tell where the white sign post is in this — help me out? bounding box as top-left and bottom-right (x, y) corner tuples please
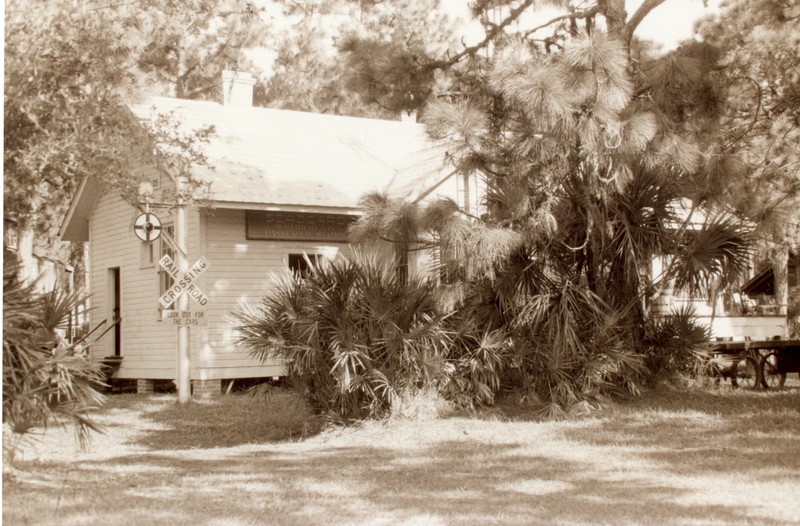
(158, 252), (209, 403)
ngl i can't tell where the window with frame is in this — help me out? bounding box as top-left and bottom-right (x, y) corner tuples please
(288, 253), (321, 278)
(158, 224), (175, 310)
(141, 239), (157, 268)
(395, 245), (409, 284)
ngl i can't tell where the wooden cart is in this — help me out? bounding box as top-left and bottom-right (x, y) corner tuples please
(710, 338), (800, 389)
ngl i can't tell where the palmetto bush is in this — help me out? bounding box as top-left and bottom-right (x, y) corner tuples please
(640, 306), (712, 386)
(235, 251), (462, 420)
(3, 260), (106, 447)
(513, 282), (644, 414)
(455, 273), (644, 416)
(438, 324), (508, 410)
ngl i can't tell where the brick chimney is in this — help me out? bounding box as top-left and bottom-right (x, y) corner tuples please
(222, 70), (255, 107)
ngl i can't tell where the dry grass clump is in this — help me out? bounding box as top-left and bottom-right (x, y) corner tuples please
(389, 387), (455, 421)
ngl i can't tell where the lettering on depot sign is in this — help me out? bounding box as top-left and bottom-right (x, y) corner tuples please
(245, 210), (355, 242)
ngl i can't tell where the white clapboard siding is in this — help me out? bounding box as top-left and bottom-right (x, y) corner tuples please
(90, 194), (351, 380)
(89, 188), (204, 379)
(199, 208), (348, 378)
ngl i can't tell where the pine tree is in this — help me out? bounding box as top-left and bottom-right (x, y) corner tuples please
(134, 0), (270, 100)
(258, 0), (460, 116)
(349, 1), (754, 409)
(699, 0), (800, 317)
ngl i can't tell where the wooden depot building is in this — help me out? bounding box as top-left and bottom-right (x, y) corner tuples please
(59, 71), (481, 396)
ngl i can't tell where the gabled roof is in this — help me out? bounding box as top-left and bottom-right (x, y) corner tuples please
(131, 97), (450, 210)
(60, 97), (454, 241)
(742, 253), (798, 296)
(387, 143), (456, 202)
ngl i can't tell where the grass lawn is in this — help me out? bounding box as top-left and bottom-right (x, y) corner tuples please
(4, 382), (800, 525)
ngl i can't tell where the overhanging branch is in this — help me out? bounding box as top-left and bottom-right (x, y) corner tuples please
(522, 6), (600, 38)
(623, 0), (667, 45)
(430, 0), (538, 68)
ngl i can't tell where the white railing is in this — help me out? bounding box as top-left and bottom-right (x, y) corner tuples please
(693, 315), (788, 341)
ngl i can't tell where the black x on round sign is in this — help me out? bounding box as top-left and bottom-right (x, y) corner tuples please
(133, 213), (162, 242)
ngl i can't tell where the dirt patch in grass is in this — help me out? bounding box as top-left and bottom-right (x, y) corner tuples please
(4, 385), (800, 525)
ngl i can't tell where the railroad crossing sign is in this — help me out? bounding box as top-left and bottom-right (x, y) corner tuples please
(133, 212), (163, 242)
(158, 255), (210, 309)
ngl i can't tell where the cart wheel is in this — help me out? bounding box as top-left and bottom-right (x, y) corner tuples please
(759, 351), (787, 389)
(733, 356), (759, 390)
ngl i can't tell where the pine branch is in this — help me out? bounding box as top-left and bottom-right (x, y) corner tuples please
(86, 2), (139, 12)
(184, 79), (221, 99)
(522, 6), (600, 39)
(179, 36), (235, 82)
(623, 0), (667, 45)
(722, 76), (763, 148)
(431, 0), (538, 69)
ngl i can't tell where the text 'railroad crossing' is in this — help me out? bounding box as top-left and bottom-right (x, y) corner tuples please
(158, 255), (210, 309)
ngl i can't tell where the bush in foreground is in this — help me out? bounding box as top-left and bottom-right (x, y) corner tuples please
(235, 252), (723, 421)
(234, 252), (454, 420)
(640, 306), (712, 387)
(3, 260), (106, 450)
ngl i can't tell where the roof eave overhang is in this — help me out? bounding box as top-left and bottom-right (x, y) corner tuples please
(742, 268), (774, 296)
(59, 177), (103, 242)
(203, 200), (364, 216)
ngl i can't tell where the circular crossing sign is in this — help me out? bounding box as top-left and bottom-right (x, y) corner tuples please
(133, 213), (163, 242)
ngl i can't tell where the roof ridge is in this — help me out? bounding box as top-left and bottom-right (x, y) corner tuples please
(138, 95), (428, 128)
(123, 96), (451, 210)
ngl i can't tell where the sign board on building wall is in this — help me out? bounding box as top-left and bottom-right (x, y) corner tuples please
(245, 211), (355, 242)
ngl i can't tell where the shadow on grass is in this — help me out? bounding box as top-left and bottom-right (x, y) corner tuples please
(558, 387), (800, 500)
(10, 435), (796, 526)
(101, 390), (320, 450)
(6, 387), (800, 525)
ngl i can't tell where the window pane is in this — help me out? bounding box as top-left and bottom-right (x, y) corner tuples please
(159, 225), (175, 297)
(288, 253), (319, 277)
(396, 246), (408, 284)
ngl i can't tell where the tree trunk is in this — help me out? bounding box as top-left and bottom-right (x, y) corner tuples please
(793, 245), (800, 338)
(772, 245), (789, 316)
(598, 0), (627, 35)
(16, 222), (36, 284)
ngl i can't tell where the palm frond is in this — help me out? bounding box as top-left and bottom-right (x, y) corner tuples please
(668, 214), (752, 295)
(3, 261), (106, 448)
(233, 250), (457, 419)
(349, 192), (421, 245)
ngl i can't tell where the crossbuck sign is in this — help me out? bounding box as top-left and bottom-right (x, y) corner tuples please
(158, 255), (210, 309)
